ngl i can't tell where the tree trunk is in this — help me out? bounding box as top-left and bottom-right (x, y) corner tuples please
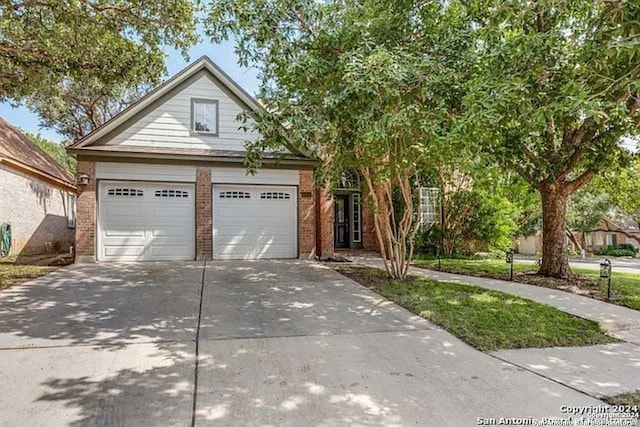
(539, 183), (571, 278)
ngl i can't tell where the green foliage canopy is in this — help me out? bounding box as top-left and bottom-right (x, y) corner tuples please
(26, 78), (151, 141)
(24, 131), (76, 173)
(0, 0), (199, 102)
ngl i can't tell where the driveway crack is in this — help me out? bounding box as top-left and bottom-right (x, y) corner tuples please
(190, 260), (206, 427)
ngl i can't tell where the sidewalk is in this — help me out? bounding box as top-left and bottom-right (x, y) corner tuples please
(349, 255), (640, 398)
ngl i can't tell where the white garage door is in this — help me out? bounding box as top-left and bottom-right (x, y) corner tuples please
(98, 181), (195, 261)
(213, 185), (297, 259)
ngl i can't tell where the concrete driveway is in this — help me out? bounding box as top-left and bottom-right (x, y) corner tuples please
(0, 260), (603, 426)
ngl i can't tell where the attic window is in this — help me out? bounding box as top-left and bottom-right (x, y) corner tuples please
(191, 99), (218, 135)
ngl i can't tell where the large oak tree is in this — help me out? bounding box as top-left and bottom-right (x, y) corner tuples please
(0, 0), (198, 102)
(465, 0), (640, 277)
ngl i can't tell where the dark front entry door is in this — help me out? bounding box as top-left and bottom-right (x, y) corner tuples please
(334, 194), (350, 248)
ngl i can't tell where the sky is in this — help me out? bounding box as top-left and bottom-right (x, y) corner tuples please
(0, 37), (260, 143)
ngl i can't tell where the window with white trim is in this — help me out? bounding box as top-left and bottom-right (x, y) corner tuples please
(419, 187), (440, 226)
(155, 189), (189, 198)
(260, 192), (291, 200)
(67, 193), (76, 228)
(219, 191), (251, 199)
(352, 193), (361, 242)
(192, 99), (218, 135)
(107, 188), (144, 197)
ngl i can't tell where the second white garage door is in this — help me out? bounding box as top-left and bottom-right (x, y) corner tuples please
(213, 185), (297, 259)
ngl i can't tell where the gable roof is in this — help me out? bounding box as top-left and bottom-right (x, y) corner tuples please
(68, 56), (265, 150)
(0, 117), (75, 190)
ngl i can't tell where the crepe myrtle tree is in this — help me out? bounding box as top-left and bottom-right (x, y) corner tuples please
(464, 0), (640, 278)
(0, 0), (199, 102)
(207, 0), (471, 278)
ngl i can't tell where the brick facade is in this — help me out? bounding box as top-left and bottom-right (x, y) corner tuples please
(0, 165), (75, 255)
(362, 201), (379, 252)
(318, 185), (335, 258)
(76, 160), (96, 262)
(196, 167), (212, 260)
(298, 170), (315, 258)
(72, 161), (383, 262)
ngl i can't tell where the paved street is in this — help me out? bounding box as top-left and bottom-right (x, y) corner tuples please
(515, 255), (640, 274)
(0, 261), (606, 425)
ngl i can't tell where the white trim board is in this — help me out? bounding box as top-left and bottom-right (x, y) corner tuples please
(211, 167), (299, 185)
(96, 162), (197, 182)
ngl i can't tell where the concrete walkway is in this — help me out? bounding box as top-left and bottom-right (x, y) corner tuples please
(350, 255), (640, 399)
(0, 260), (607, 426)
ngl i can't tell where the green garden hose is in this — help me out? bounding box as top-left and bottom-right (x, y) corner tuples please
(1, 223), (11, 256)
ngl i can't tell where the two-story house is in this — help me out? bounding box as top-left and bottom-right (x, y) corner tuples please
(68, 57), (380, 262)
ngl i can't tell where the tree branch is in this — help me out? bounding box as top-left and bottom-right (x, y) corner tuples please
(565, 169), (596, 194)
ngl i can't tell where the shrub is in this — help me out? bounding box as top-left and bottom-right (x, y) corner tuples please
(617, 243), (639, 253)
(593, 245), (638, 257)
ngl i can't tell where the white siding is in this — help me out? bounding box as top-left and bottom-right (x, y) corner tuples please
(96, 162), (196, 182)
(105, 74), (260, 151)
(211, 167), (299, 185)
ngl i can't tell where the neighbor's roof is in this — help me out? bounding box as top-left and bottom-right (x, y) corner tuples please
(68, 56), (266, 150)
(0, 117), (75, 189)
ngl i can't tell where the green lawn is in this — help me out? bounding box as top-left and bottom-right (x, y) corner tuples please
(0, 253), (72, 290)
(602, 391), (640, 408)
(413, 258), (640, 311)
(0, 264), (55, 290)
(334, 266), (616, 351)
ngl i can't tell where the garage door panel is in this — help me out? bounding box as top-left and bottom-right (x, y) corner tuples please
(213, 185), (297, 260)
(151, 206), (192, 217)
(149, 244), (194, 258)
(103, 246), (146, 257)
(150, 225), (193, 238)
(103, 227), (146, 238)
(215, 223), (293, 234)
(99, 181), (195, 261)
(103, 205), (146, 218)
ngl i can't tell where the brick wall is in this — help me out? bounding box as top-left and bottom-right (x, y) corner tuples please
(318, 184), (334, 258)
(299, 170), (315, 258)
(362, 201), (379, 252)
(196, 167), (212, 260)
(0, 165), (75, 255)
(76, 160), (95, 262)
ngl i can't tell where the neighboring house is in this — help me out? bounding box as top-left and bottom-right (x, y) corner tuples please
(515, 232), (543, 256)
(578, 218), (640, 251)
(516, 218), (640, 256)
(0, 118), (76, 255)
(68, 56), (390, 262)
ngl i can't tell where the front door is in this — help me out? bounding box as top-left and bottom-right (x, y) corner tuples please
(334, 194), (350, 248)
